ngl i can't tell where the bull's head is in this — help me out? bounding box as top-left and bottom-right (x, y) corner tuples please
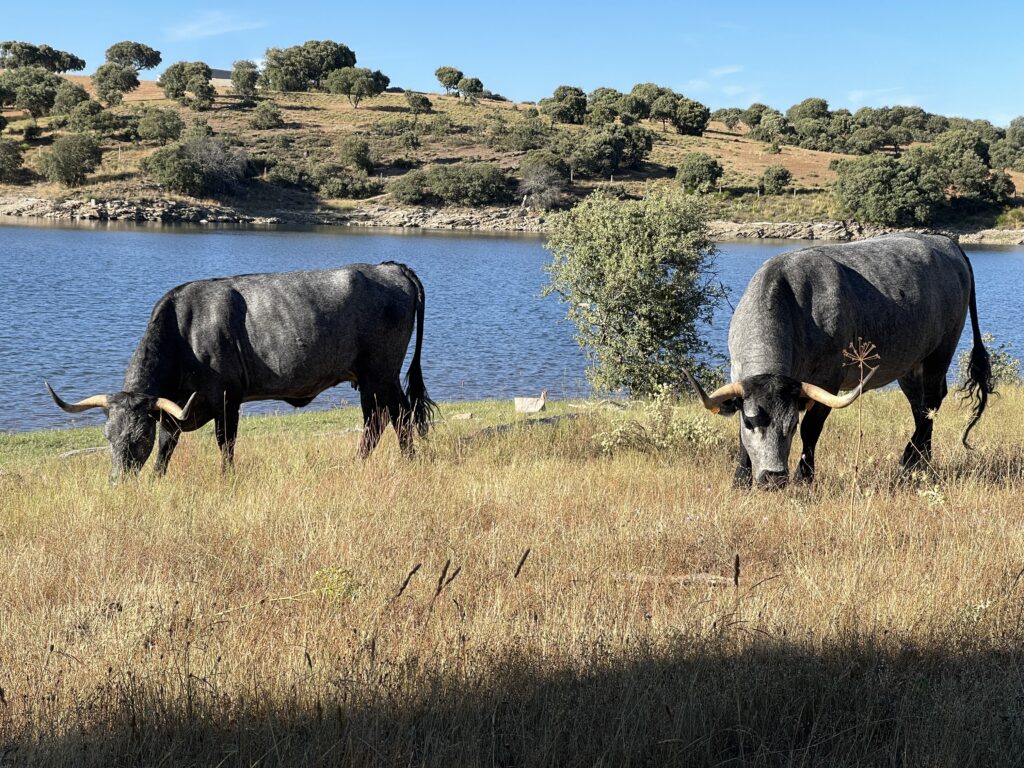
(683, 368), (875, 489)
(46, 383), (195, 481)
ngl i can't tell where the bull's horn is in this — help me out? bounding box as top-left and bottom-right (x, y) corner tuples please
(682, 369), (744, 414)
(45, 382), (108, 413)
(153, 392), (197, 422)
(800, 366), (878, 409)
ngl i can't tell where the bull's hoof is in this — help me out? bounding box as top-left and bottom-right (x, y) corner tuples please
(795, 465), (815, 484)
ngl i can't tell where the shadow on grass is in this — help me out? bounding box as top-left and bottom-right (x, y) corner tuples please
(10, 640), (1024, 766)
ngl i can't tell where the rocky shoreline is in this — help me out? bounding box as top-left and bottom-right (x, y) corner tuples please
(2, 194), (1023, 244)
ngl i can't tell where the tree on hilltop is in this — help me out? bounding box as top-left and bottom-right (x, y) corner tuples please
(458, 77), (483, 103)
(231, 60), (260, 105)
(92, 63), (139, 106)
(104, 41), (161, 72)
(261, 40), (356, 91)
(0, 41), (85, 72)
(325, 67), (390, 108)
(435, 66), (463, 95)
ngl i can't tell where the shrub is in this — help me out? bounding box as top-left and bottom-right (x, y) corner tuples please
(140, 144), (204, 194)
(142, 134), (249, 196)
(38, 133), (101, 186)
(390, 162), (510, 206)
(307, 163), (381, 198)
(250, 100), (284, 130)
(91, 62), (138, 106)
(404, 91), (432, 115)
(231, 60), (259, 105)
(519, 154), (567, 210)
(372, 116), (417, 137)
(761, 165), (793, 194)
(544, 189), (723, 395)
(676, 152), (723, 192)
(563, 124), (654, 179)
(337, 136), (374, 173)
(424, 114), (452, 138)
(136, 107), (184, 145)
(671, 97), (710, 136)
(0, 138), (25, 181)
(594, 387), (727, 455)
(66, 100), (120, 134)
(831, 153), (946, 226)
(51, 81), (89, 115)
(488, 117), (551, 152)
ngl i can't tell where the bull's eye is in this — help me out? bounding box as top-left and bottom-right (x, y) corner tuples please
(742, 415), (754, 431)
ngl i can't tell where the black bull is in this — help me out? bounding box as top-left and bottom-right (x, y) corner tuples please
(685, 234), (994, 488)
(47, 261), (437, 479)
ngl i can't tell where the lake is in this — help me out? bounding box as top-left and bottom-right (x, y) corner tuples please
(2, 217), (1022, 433)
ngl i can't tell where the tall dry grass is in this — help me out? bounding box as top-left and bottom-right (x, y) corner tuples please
(2, 390), (1024, 766)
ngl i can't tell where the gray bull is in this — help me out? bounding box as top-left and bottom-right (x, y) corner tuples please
(47, 261), (436, 479)
(685, 234), (993, 488)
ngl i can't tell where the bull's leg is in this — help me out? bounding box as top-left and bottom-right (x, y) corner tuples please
(214, 399), (240, 470)
(153, 422), (181, 476)
(358, 389), (389, 459)
(387, 382), (415, 458)
(897, 369), (933, 471)
(795, 403), (832, 483)
(733, 426), (752, 488)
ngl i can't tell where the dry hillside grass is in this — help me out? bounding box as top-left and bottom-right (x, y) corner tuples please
(0, 76), (853, 210)
(4, 76), (1023, 226)
(2, 389), (1024, 766)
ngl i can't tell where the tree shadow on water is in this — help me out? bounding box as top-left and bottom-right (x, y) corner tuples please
(10, 640), (1024, 767)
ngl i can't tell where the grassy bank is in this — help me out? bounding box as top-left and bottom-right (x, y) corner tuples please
(2, 390), (1024, 766)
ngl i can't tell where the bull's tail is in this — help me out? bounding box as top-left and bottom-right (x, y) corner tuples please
(955, 242), (993, 448)
(395, 263), (438, 437)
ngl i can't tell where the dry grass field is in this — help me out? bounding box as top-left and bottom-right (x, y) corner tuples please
(3, 388), (1024, 766)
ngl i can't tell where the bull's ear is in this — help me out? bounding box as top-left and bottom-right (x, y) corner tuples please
(715, 397), (741, 416)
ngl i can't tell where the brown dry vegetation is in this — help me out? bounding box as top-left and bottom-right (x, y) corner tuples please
(2, 389), (1024, 766)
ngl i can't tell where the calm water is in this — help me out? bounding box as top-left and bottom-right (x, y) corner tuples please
(2, 217), (1022, 432)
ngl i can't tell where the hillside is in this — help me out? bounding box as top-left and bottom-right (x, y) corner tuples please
(3, 390), (1024, 764)
(1, 75), (1023, 235)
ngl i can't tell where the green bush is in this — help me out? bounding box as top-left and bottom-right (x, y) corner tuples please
(761, 165), (793, 194)
(404, 91), (432, 115)
(136, 107), (183, 145)
(38, 133), (101, 186)
(488, 117), (550, 152)
(337, 136), (374, 173)
(831, 152), (945, 226)
(676, 152), (723, 192)
(51, 81), (89, 115)
(0, 138), (25, 181)
(390, 162), (510, 206)
(140, 144), (204, 194)
(66, 101), (120, 134)
(307, 163), (381, 198)
(371, 116), (417, 137)
(519, 153), (568, 209)
(544, 189), (723, 396)
(250, 100), (284, 130)
(142, 134), (249, 196)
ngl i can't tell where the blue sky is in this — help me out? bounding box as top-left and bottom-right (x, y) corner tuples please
(7, 0), (1022, 124)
